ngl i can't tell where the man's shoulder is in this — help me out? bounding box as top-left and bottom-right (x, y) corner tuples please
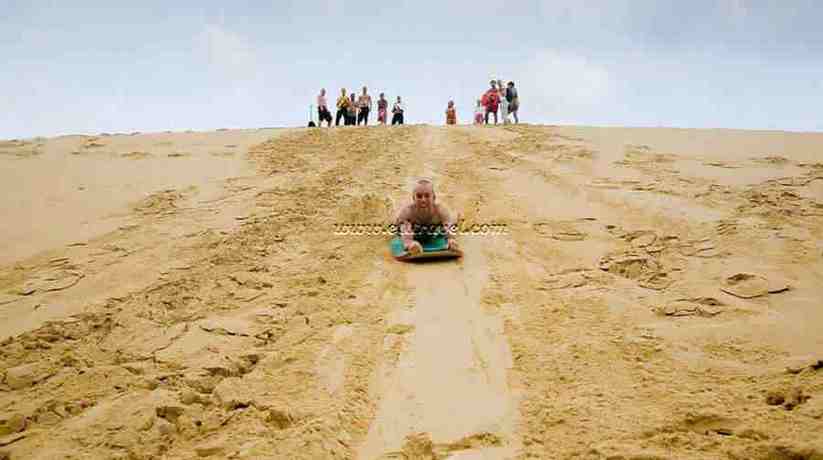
(434, 203), (453, 220)
(395, 204), (416, 220)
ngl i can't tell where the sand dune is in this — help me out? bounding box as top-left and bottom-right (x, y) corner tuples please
(1, 125), (821, 459)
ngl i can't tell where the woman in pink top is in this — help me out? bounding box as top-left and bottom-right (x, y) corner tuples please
(377, 93), (388, 125)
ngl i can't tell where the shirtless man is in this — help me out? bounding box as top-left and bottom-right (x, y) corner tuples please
(357, 86), (372, 126)
(395, 179), (459, 254)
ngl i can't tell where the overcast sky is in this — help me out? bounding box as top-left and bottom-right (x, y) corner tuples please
(2, 0), (822, 138)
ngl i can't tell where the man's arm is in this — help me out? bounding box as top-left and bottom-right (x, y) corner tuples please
(438, 204), (458, 242)
(395, 207), (416, 246)
(400, 221), (415, 245)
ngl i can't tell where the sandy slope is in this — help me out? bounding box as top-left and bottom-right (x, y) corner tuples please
(0, 125), (821, 459)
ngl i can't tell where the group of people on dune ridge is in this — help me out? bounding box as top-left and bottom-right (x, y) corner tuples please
(472, 79), (519, 125)
(315, 87), (404, 127)
(313, 79), (519, 127)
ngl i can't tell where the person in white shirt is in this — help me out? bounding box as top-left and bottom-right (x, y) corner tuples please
(317, 88), (332, 127)
(498, 79), (509, 124)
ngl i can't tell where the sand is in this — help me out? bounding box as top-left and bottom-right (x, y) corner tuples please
(0, 125), (821, 459)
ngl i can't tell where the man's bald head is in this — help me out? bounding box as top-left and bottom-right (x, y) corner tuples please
(412, 179), (436, 210)
(413, 179), (434, 195)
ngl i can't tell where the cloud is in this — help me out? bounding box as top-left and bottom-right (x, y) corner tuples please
(197, 24), (259, 83)
(513, 50), (613, 122)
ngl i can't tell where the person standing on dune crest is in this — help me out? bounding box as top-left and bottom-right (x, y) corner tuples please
(445, 100), (457, 125)
(377, 93), (389, 125)
(482, 80), (500, 125)
(357, 87), (373, 126)
(498, 79), (509, 124)
(474, 99), (484, 124)
(507, 81), (519, 124)
(391, 96), (405, 125)
(335, 88), (350, 126)
(347, 93), (358, 125)
(317, 88), (332, 127)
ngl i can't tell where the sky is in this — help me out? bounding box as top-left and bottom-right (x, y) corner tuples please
(2, 0), (822, 138)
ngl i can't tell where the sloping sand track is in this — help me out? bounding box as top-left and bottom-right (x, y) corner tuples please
(1, 125), (822, 459)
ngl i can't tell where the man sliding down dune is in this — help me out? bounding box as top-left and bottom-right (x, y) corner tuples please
(395, 179), (459, 254)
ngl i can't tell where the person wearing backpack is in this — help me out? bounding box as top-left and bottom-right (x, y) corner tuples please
(483, 80), (500, 125)
(507, 81), (519, 124)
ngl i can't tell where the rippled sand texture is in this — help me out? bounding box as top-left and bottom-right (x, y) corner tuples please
(1, 125), (821, 459)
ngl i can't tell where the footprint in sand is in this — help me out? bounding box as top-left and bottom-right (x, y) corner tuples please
(120, 151), (152, 159)
(752, 155), (791, 166)
(638, 272), (675, 290)
(134, 190), (185, 216)
(623, 230), (657, 248)
(539, 268), (593, 291)
(533, 220), (587, 241)
(599, 252), (660, 279)
(720, 273), (789, 299)
(0, 293), (21, 305)
(617, 145), (678, 167)
(678, 414), (741, 436)
(599, 252), (674, 290)
(20, 268), (85, 295)
(588, 178), (642, 190)
(678, 238), (723, 258)
(654, 297), (725, 318)
(555, 146), (596, 161)
(703, 161), (740, 169)
(715, 219), (738, 236)
(765, 387), (810, 411)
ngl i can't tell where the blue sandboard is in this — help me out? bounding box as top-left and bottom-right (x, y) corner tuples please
(390, 234), (462, 260)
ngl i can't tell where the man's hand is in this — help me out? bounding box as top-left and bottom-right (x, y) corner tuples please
(405, 241), (423, 254)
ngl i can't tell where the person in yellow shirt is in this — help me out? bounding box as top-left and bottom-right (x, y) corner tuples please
(335, 88), (350, 126)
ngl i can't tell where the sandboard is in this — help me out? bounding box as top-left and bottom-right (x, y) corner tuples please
(390, 234), (462, 261)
